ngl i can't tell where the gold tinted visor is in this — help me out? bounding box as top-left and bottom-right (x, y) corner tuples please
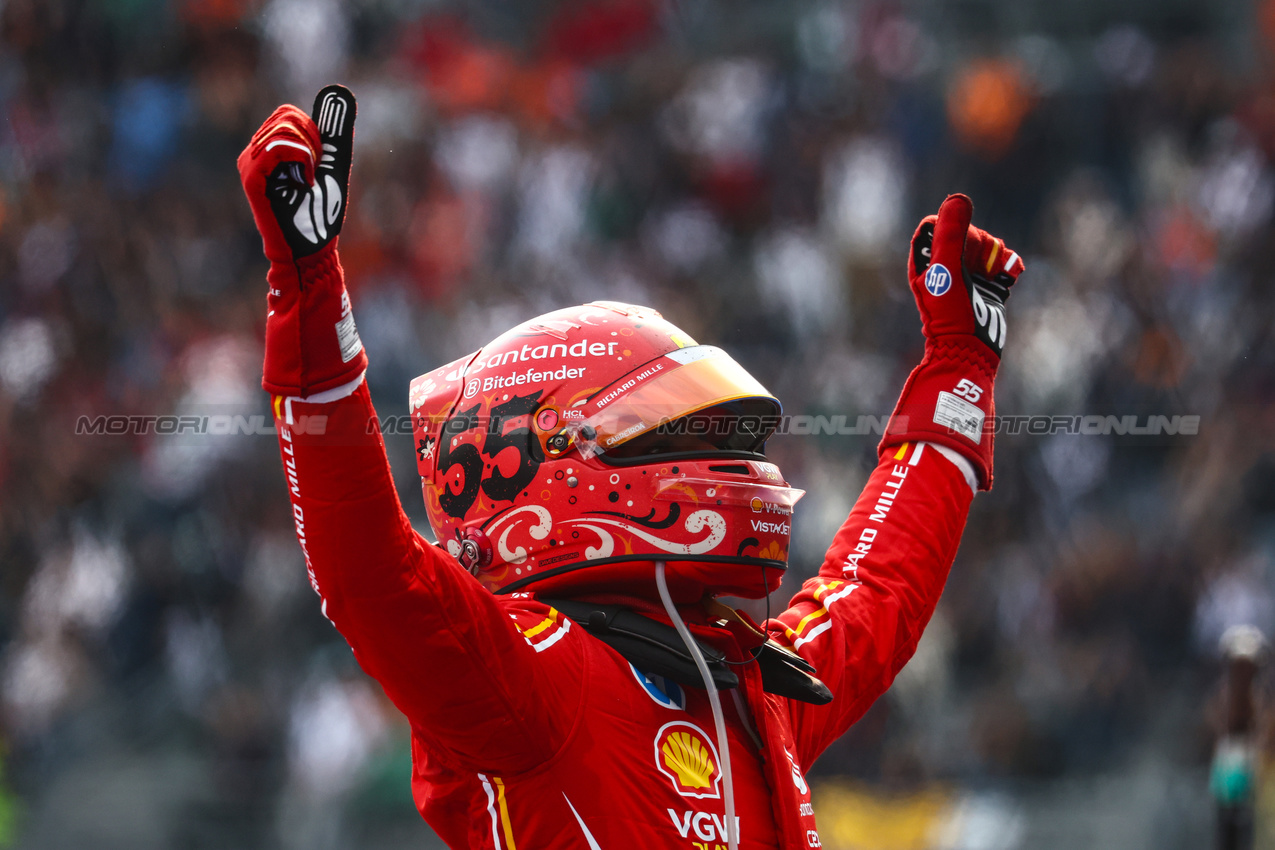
(572, 346), (780, 457)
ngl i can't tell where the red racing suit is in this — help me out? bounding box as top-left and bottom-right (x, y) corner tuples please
(272, 376), (975, 850)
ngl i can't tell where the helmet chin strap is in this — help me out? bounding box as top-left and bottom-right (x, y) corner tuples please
(655, 561), (739, 850)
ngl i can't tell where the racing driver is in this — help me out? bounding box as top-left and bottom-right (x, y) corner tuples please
(238, 85), (1026, 850)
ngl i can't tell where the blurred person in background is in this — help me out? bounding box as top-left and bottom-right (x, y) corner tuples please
(1210, 625), (1268, 850)
(236, 82), (1024, 849)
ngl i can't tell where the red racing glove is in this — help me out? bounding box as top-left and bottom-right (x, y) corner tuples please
(238, 85), (366, 397)
(880, 194), (1026, 489)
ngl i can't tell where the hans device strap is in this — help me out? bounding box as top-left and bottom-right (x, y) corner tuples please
(550, 598), (739, 690)
(548, 599), (832, 706)
(755, 641), (833, 706)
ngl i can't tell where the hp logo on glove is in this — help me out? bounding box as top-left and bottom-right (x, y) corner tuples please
(924, 264), (952, 296)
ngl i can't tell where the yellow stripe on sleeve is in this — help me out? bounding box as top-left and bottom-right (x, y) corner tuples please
(494, 777), (518, 850)
(790, 606), (829, 637)
(986, 239), (1002, 273)
(814, 581), (844, 599)
(521, 608), (559, 639)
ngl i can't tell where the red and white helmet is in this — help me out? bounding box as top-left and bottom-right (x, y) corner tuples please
(409, 302), (803, 602)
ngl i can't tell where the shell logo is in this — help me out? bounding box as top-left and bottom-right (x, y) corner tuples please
(750, 497), (763, 513)
(654, 721), (722, 799)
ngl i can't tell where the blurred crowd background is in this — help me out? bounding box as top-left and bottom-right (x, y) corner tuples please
(1, 0), (1275, 847)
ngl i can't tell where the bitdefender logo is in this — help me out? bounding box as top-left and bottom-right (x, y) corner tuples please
(654, 721), (722, 799)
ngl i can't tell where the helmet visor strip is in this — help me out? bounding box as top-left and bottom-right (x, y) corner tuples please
(567, 346), (781, 459)
(652, 476), (806, 510)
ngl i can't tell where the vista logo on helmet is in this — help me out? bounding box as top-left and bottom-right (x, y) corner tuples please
(407, 302), (804, 601)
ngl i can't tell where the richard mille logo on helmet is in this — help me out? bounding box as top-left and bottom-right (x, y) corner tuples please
(924, 263), (952, 296)
(595, 362), (666, 409)
(655, 722), (723, 799)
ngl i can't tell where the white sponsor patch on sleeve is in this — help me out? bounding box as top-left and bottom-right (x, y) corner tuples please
(934, 391), (984, 443)
(336, 311), (363, 363)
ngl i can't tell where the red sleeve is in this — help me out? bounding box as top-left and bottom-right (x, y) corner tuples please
(275, 379), (585, 774)
(766, 441), (973, 768)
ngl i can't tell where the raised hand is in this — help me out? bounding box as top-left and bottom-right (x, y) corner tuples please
(238, 86), (366, 398)
(881, 194), (1027, 489)
(265, 87), (356, 256)
(240, 85), (356, 262)
(906, 194), (1025, 358)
